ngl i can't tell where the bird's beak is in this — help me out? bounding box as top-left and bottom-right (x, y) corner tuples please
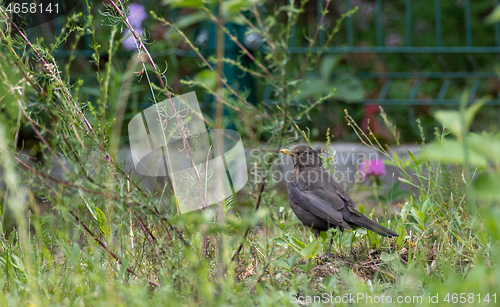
(281, 149), (295, 156)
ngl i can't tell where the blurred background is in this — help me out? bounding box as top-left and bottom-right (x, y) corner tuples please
(3, 1), (500, 304)
(20, 0), (500, 150)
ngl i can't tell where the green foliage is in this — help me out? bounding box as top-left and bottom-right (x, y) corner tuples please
(299, 239), (323, 259)
(298, 55), (364, 103)
(486, 4), (500, 24)
(0, 0), (500, 306)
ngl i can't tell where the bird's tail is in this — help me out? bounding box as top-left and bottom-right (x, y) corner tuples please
(352, 214), (398, 237)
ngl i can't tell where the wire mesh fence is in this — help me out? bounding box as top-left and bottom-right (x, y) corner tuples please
(39, 0), (500, 108)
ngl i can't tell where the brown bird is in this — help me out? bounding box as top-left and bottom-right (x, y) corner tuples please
(281, 145), (398, 239)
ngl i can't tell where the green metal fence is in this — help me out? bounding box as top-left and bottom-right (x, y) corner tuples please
(305, 0), (500, 106)
(275, 0), (500, 106)
(44, 0), (500, 107)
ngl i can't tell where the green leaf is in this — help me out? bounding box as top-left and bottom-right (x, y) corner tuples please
(82, 192), (97, 218)
(398, 177), (421, 189)
(400, 200), (411, 223)
(281, 234), (307, 252)
(224, 0), (257, 16)
(80, 191), (109, 238)
(486, 5), (500, 24)
(320, 55), (341, 80)
(410, 208), (424, 230)
(398, 200), (411, 247)
(162, 0), (205, 9)
(300, 239), (323, 259)
(0, 56), (22, 120)
(477, 231), (488, 246)
(419, 140), (488, 167)
(298, 260), (315, 274)
(380, 252), (398, 262)
(95, 207), (110, 238)
(194, 69), (218, 91)
(434, 110), (462, 138)
(468, 132), (500, 163)
(297, 77), (330, 99)
(276, 259), (291, 270)
(274, 238), (289, 248)
(10, 255), (26, 274)
(353, 228), (367, 237)
(464, 96), (490, 127)
(330, 74), (364, 102)
(277, 255), (298, 271)
(408, 150), (419, 167)
(287, 254), (298, 268)
(434, 96), (490, 139)
(297, 74), (363, 102)
(473, 172), (500, 200)
(319, 275), (337, 291)
(173, 11), (209, 29)
(0, 285), (8, 307)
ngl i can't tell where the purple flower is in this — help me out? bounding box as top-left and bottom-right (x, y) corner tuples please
(123, 28), (144, 51)
(385, 33), (403, 47)
(127, 3), (147, 28)
(360, 159), (386, 179)
(350, 0), (375, 29)
(122, 3), (147, 51)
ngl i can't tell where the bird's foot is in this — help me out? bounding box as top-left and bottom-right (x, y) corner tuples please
(324, 250), (334, 259)
(316, 249), (335, 262)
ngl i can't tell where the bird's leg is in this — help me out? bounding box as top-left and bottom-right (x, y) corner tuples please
(327, 237), (334, 256)
(325, 229), (335, 257)
(313, 229), (322, 264)
(313, 228), (320, 239)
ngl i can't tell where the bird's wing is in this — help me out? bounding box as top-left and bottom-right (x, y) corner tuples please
(318, 169), (363, 217)
(289, 184), (351, 229)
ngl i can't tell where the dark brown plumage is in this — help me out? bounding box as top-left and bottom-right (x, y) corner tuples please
(281, 145), (398, 238)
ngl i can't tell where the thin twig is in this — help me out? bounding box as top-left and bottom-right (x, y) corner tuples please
(109, 0), (207, 208)
(138, 218), (164, 268)
(204, 7), (274, 79)
(0, 7), (94, 134)
(293, 0), (331, 93)
(250, 242), (276, 292)
(70, 211), (160, 287)
(153, 14), (268, 116)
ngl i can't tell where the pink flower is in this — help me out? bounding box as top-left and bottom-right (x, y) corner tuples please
(360, 159), (386, 179)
